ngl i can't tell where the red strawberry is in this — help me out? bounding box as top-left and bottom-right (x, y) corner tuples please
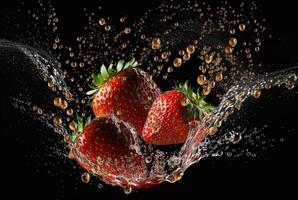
(71, 117), (161, 189)
(87, 58), (161, 134)
(142, 82), (214, 145)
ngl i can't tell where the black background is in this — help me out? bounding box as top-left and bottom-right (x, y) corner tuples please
(1, 0), (298, 199)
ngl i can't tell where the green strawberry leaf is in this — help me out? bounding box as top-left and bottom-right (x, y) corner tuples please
(88, 58), (139, 92)
(71, 133), (77, 142)
(175, 81), (214, 120)
(116, 60), (125, 72)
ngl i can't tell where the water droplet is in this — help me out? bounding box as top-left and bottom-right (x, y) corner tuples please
(215, 71), (223, 82)
(286, 80), (295, 90)
(161, 52), (169, 59)
(104, 25), (111, 31)
(53, 117), (62, 127)
(202, 85), (211, 96)
(60, 100), (68, 109)
(229, 29), (235, 34)
(209, 126), (217, 136)
(64, 134), (71, 143)
(54, 97), (62, 107)
(69, 121), (77, 131)
(181, 97), (190, 106)
(151, 37), (161, 49)
(173, 58), (182, 67)
(228, 38), (237, 47)
(186, 44), (195, 54)
(224, 46), (233, 54)
(197, 75), (206, 85)
(98, 18), (106, 25)
(183, 53), (191, 61)
(152, 124), (161, 132)
(252, 89), (261, 98)
(204, 54), (213, 64)
(124, 185), (132, 194)
(145, 157), (152, 164)
(37, 108), (43, 115)
(165, 174), (176, 183)
(124, 27), (131, 34)
(172, 168), (184, 182)
(179, 50), (185, 56)
(231, 132), (242, 144)
(167, 67), (173, 73)
(239, 23), (246, 31)
(81, 172), (90, 183)
(65, 92), (73, 100)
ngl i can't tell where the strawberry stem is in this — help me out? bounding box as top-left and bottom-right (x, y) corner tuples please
(175, 81), (214, 119)
(86, 58), (139, 95)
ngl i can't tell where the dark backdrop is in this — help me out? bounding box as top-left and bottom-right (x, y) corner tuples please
(1, 0), (298, 199)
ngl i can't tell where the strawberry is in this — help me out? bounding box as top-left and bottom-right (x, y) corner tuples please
(142, 82), (214, 145)
(87, 58), (161, 134)
(71, 117), (161, 189)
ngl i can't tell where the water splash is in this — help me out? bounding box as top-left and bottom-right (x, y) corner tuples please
(1, 0), (297, 193)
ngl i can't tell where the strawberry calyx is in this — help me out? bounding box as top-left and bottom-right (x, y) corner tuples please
(175, 81), (214, 120)
(86, 58), (139, 96)
(71, 114), (92, 142)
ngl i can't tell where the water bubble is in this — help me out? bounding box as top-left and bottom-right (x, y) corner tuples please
(97, 183), (104, 189)
(37, 108), (43, 115)
(209, 126), (217, 136)
(228, 38), (237, 47)
(165, 174), (176, 183)
(69, 121), (77, 131)
(231, 132), (242, 144)
(186, 44), (195, 54)
(124, 185), (132, 194)
(161, 52), (169, 59)
(179, 50), (185, 56)
(167, 67), (173, 73)
(173, 58), (182, 67)
(98, 18), (106, 26)
(124, 27), (131, 34)
(145, 157), (152, 164)
(202, 85), (211, 96)
(224, 46), (233, 54)
(172, 168), (184, 182)
(252, 89), (261, 98)
(60, 100), (68, 109)
(215, 71), (223, 82)
(204, 54), (213, 64)
(181, 97), (190, 106)
(65, 92), (73, 100)
(286, 80), (295, 90)
(183, 53), (191, 61)
(104, 25), (111, 31)
(197, 74), (206, 85)
(53, 116), (62, 127)
(151, 37), (161, 49)
(81, 172), (90, 183)
(239, 23), (246, 31)
(54, 97), (62, 107)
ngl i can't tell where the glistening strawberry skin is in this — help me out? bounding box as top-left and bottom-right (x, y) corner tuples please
(89, 59), (161, 134)
(142, 90), (190, 145)
(142, 82), (214, 145)
(72, 117), (161, 189)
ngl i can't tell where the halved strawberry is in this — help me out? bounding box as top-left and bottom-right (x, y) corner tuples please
(142, 82), (214, 145)
(87, 58), (161, 134)
(71, 117), (161, 189)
